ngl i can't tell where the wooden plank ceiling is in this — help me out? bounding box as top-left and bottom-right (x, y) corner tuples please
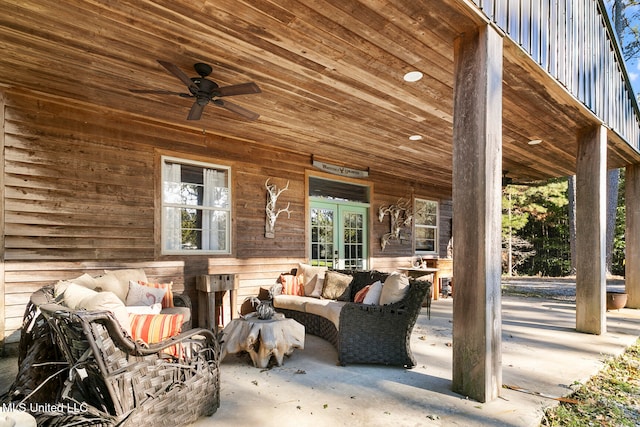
(0, 0), (635, 192)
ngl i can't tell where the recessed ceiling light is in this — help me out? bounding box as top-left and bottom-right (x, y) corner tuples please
(403, 71), (423, 82)
(409, 134), (422, 141)
(528, 139), (542, 145)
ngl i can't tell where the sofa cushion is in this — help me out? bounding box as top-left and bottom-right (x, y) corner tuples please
(159, 306), (192, 326)
(354, 284), (371, 303)
(321, 271), (353, 301)
(333, 270), (389, 301)
(362, 280), (383, 305)
(76, 288), (132, 336)
(379, 272), (410, 305)
(126, 280), (167, 306)
(138, 281), (174, 308)
(93, 273), (130, 302)
(273, 294), (309, 312)
(304, 299), (347, 330)
(129, 313), (183, 344)
(102, 268), (148, 301)
(126, 303), (162, 315)
(296, 263), (328, 296)
(71, 273), (99, 289)
(279, 274), (305, 296)
(58, 281), (98, 308)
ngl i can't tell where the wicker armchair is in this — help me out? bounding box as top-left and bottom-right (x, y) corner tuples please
(338, 278), (430, 367)
(2, 286), (220, 426)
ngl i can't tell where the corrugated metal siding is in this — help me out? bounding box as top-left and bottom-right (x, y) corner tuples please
(472, 0), (640, 150)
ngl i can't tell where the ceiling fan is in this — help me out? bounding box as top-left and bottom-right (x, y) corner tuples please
(130, 60), (261, 121)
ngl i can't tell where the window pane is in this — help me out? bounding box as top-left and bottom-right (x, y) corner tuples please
(414, 198), (438, 253)
(162, 157), (231, 254)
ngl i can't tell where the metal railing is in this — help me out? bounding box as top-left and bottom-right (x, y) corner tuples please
(471, 0), (640, 150)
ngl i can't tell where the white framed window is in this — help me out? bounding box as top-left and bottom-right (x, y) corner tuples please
(161, 156), (231, 254)
(414, 198), (438, 254)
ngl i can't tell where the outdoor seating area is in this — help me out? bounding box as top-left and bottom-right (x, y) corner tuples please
(270, 266), (432, 368)
(2, 281), (637, 427)
(1, 271), (221, 426)
(1, 1), (640, 423)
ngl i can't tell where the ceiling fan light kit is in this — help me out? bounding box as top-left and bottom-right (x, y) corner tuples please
(130, 60), (261, 121)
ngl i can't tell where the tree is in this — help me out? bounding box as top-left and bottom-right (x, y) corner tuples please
(567, 175), (577, 274)
(502, 180), (569, 276)
(600, 1), (639, 273)
(611, 0), (640, 61)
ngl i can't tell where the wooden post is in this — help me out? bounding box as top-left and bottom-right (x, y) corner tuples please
(625, 164), (640, 308)
(452, 25), (503, 403)
(576, 125), (607, 334)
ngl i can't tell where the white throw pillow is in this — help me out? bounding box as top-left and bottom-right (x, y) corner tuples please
(78, 291), (132, 335)
(379, 272), (410, 305)
(362, 280), (383, 305)
(126, 280), (167, 306)
(125, 303), (162, 315)
(61, 282), (99, 309)
(70, 273), (98, 289)
(308, 274), (324, 298)
(93, 273), (129, 302)
(102, 269), (148, 302)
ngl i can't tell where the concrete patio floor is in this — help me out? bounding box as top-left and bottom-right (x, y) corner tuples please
(194, 289), (639, 427)
(0, 281), (638, 426)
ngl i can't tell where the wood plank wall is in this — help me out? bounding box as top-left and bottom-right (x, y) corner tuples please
(1, 89), (452, 345)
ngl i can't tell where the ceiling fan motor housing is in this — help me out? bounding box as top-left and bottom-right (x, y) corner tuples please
(191, 78), (219, 97)
(194, 62), (213, 77)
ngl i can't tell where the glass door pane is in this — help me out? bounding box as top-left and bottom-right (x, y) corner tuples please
(340, 206), (367, 270)
(310, 202), (336, 268)
(310, 201), (368, 270)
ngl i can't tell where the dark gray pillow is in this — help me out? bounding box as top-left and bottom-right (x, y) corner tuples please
(322, 271), (354, 301)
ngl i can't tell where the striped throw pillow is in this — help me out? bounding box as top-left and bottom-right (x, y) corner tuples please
(129, 313), (184, 344)
(279, 274), (305, 296)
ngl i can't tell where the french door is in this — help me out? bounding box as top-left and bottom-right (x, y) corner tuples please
(310, 200), (368, 269)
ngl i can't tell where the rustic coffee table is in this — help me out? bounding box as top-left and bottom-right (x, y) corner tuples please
(221, 313), (305, 368)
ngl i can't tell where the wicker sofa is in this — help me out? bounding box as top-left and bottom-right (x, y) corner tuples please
(2, 282), (221, 426)
(272, 268), (431, 368)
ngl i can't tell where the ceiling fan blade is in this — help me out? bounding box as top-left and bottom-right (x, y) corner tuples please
(187, 101), (205, 120)
(215, 99), (260, 121)
(129, 89), (187, 95)
(216, 82), (261, 97)
(157, 60), (199, 93)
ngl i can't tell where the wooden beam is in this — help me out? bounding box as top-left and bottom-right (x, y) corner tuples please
(451, 25), (503, 403)
(625, 164), (640, 308)
(576, 125), (607, 334)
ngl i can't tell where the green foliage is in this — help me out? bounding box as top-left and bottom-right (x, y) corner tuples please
(502, 178), (571, 276)
(502, 173), (627, 277)
(612, 170), (627, 276)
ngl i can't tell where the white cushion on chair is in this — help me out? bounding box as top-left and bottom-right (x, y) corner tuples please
(379, 273), (409, 305)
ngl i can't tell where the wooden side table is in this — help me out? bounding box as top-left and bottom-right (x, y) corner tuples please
(221, 314), (305, 368)
(196, 274), (239, 331)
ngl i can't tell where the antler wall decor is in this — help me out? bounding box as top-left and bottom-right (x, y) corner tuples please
(265, 178), (292, 238)
(378, 198), (413, 250)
